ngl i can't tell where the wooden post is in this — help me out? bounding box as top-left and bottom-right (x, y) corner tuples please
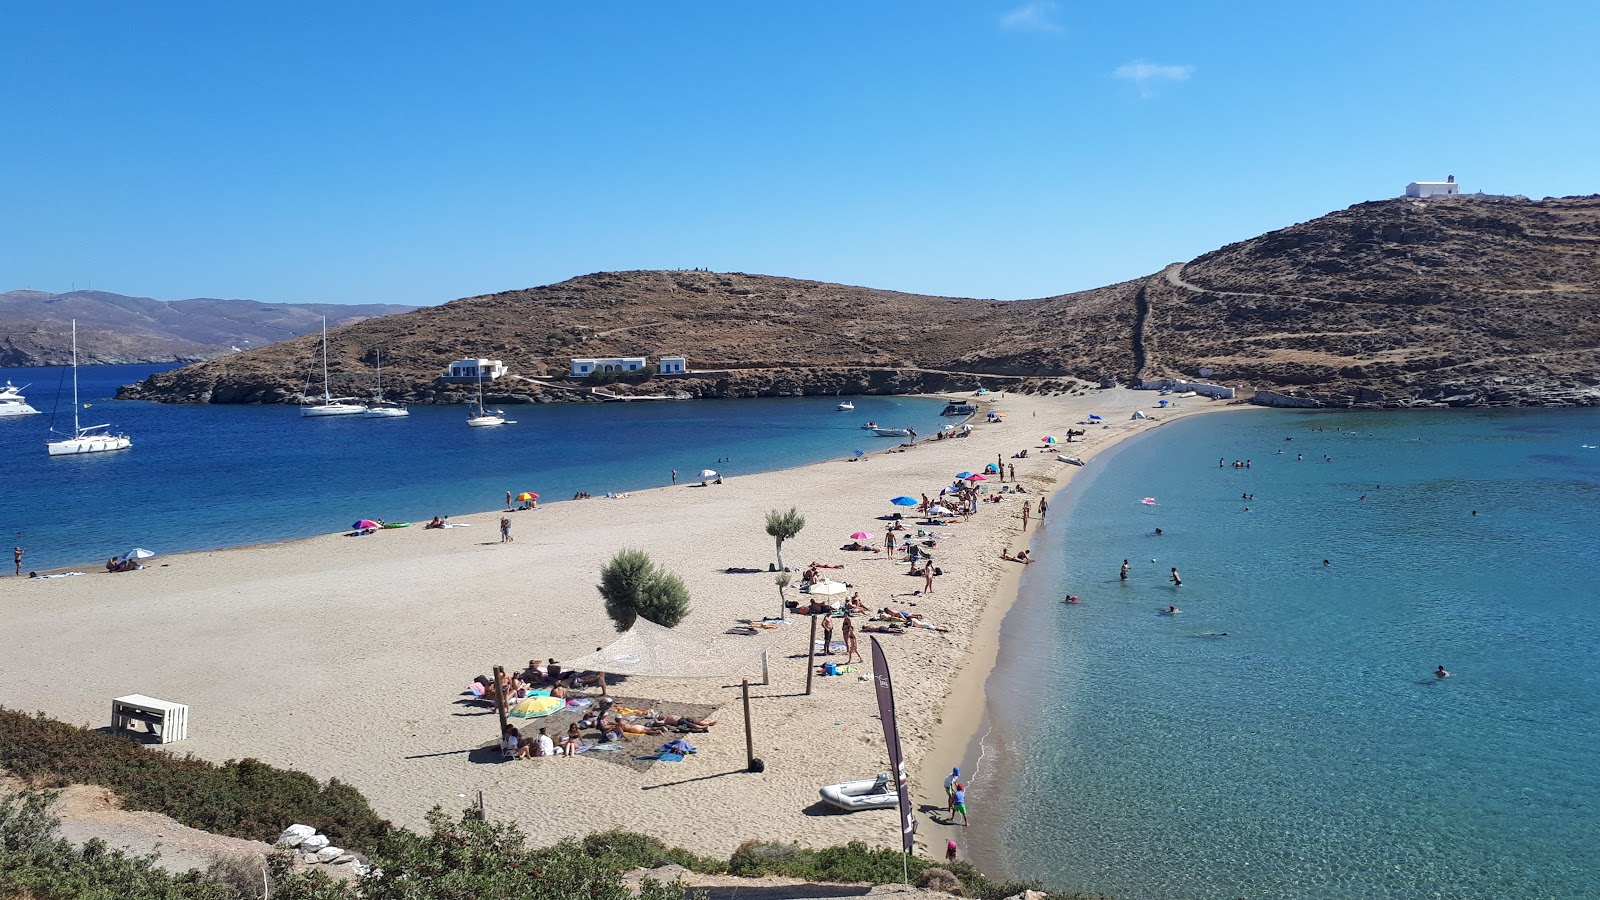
(474, 790), (486, 821)
(491, 664), (510, 741)
(805, 616), (818, 695)
(998, 454), (1004, 482)
(742, 679), (755, 771)
(761, 649), (770, 686)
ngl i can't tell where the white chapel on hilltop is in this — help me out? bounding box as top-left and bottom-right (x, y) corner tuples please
(1405, 175), (1461, 198)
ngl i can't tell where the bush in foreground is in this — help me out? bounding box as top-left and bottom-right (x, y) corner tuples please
(0, 708), (391, 853)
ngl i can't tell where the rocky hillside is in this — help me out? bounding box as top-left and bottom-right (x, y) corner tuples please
(120, 195), (1600, 409)
(0, 290), (416, 365)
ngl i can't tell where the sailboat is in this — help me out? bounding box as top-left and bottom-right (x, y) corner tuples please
(301, 316), (367, 416)
(363, 349), (409, 418)
(466, 369), (509, 427)
(46, 321), (131, 456)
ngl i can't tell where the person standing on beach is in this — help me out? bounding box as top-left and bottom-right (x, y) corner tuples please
(671, 469), (677, 485)
(505, 490), (513, 511)
(1008, 463), (1016, 481)
(1170, 567), (1182, 587)
(1021, 501), (1031, 531)
(945, 767), (961, 813)
(1121, 559), (1130, 581)
(821, 614), (835, 655)
(842, 616), (863, 664)
(13, 546), (23, 576)
(952, 784), (968, 826)
(1038, 497), (1048, 521)
(924, 563), (935, 594)
(500, 517), (512, 543)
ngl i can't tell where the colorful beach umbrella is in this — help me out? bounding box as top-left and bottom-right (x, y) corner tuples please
(352, 519), (380, 530)
(1042, 435), (1056, 443)
(850, 531), (873, 540)
(508, 695), (565, 718)
(966, 474), (987, 482)
(890, 496), (918, 506)
(516, 492), (539, 501)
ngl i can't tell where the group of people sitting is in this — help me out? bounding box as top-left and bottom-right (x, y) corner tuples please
(104, 557), (141, 573)
(1000, 548), (1034, 564)
(499, 700), (718, 760)
(425, 516), (449, 529)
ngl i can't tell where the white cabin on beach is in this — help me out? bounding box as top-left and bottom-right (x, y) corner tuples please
(658, 356), (687, 375)
(440, 359), (508, 383)
(1405, 176), (1461, 198)
(571, 357), (647, 377)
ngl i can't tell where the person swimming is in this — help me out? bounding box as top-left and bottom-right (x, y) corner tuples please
(1435, 665), (1450, 679)
(1064, 595), (1080, 604)
(1164, 605), (1180, 614)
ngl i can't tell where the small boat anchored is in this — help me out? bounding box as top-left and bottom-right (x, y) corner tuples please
(47, 321), (131, 456)
(860, 421), (879, 430)
(466, 370), (513, 427)
(873, 427), (913, 438)
(940, 402), (976, 417)
(819, 773), (899, 812)
(837, 401), (855, 411)
(302, 317), (368, 417)
(363, 349), (409, 418)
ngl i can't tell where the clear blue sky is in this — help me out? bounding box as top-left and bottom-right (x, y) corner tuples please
(4, 1), (1597, 306)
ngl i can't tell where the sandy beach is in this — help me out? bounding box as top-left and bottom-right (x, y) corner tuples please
(1, 388), (1231, 859)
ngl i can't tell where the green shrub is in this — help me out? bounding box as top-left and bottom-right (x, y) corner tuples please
(579, 829), (724, 873)
(0, 709), (391, 853)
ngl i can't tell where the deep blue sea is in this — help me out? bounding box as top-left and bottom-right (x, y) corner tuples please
(2, 364), (950, 571)
(973, 408), (1600, 900)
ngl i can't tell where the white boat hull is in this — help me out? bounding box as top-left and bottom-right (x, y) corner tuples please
(819, 778), (899, 812)
(837, 402), (854, 410)
(48, 434), (132, 456)
(873, 428), (911, 437)
(467, 415), (506, 427)
(302, 403), (368, 417)
(363, 406), (409, 418)
(0, 404), (40, 417)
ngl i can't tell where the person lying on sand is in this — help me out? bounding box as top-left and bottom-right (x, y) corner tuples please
(861, 623), (907, 634)
(809, 562), (845, 569)
(655, 714), (717, 732)
(425, 516), (445, 529)
(614, 718), (664, 736)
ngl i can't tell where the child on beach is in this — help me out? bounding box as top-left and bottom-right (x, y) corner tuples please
(952, 784), (968, 826)
(946, 840), (958, 863)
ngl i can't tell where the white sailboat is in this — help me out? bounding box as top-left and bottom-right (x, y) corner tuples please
(363, 349), (409, 418)
(0, 380), (40, 417)
(466, 370), (509, 427)
(46, 321), (131, 456)
(301, 316), (367, 417)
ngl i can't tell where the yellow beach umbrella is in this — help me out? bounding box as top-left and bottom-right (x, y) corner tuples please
(508, 695), (564, 718)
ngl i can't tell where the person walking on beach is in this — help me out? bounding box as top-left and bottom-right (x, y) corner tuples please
(952, 784), (968, 826)
(924, 563), (935, 594)
(500, 517), (512, 543)
(1038, 497), (1048, 521)
(821, 614), (835, 655)
(945, 767), (961, 813)
(1021, 501), (1031, 531)
(842, 616), (863, 664)
(671, 469), (677, 485)
(13, 546), (23, 576)
(1008, 463), (1016, 481)
(1121, 559), (1130, 581)
(1170, 567), (1182, 587)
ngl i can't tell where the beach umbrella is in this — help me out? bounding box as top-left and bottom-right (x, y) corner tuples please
(1042, 435), (1056, 443)
(966, 474), (987, 482)
(352, 519), (380, 530)
(850, 531), (873, 541)
(890, 496), (918, 506)
(698, 469), (718, 478)
(508, 695), (565, 718)
(1087, 414), (1104, 421)
(809, 580), (848, 596)
(955, 471), (973, 480)
(853, 449), (865, 457)
(121, 548), (156, 562)
(927, 505), (954, 516)
(516, 491), (539, 501)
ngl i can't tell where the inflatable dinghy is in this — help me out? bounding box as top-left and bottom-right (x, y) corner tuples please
(819, 774), (899, 812)
(1057, 455), (1086, 466)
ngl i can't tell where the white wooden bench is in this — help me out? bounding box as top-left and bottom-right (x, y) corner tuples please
(111, 694), (188, 743)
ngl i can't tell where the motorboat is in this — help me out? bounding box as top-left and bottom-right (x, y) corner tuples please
(837, 401), (854, 411)
(860, 421), (879, 430)
(873, 427), (912, 437)
(47, 321), (131, 456)
(363, 349), (409, 417)
(0, 380), (39, 417)
(819, 774), (899, 812)
(302, 316), (368, 417)
(940, 402), (976, 417)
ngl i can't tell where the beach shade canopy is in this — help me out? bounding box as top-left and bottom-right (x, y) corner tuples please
(809, 579), (849, 596)
(966, 474), (988, 482)
(890, 496), (918, 506)
(850, 531), (873, 540)
(698, 469), (718, 479)
(508, 695), (565, 718)
(955, 471), (973, 480)
(121, 548), (156, 562)
(352, 519), (380, 530)
(516, 491), (539, 501)
(561, 617), (748, 678)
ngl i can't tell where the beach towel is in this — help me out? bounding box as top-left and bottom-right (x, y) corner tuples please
(35, 572), (86, 579)
(655, 752), (686, 763)
(659, 739), (696, 755)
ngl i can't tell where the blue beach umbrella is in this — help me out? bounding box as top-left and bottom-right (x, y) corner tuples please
(854, 449), (866, 457)
(890, 496), (918, 506)
(955, 471), (973, 480)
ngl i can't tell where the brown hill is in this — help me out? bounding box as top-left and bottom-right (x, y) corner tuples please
(121, 195), (1600, 409)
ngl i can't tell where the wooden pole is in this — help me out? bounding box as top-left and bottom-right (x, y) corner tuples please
(762, 649), (770, 686)
(742, 679), (755, 771)
(805, 616), (818, 695)
(491, 664), (510, 741)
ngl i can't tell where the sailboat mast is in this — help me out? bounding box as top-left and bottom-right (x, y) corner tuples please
(71, 320), (81, 434)
(322, 316), (332, 402)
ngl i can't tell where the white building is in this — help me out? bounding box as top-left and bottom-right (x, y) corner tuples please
(658, 356), (687, 375)
(570, 357), (648, 377)
(441, 358), (508, 382)
(1405, 176), (1461, 198)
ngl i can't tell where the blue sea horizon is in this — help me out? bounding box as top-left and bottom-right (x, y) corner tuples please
(967, 407), (1600, 900)
(3, 364), (953, 571)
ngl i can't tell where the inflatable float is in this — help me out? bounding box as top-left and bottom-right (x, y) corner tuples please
(819, 774), (899, 812)
(1057, 455), (1086, 466)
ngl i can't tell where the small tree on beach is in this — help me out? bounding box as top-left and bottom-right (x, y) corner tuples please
(598, 549), (691, 631)
(765, 507), (806, 572)
(774, 570), (792, 620)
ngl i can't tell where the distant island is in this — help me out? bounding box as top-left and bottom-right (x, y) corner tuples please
(119, 194), (1600, 409)
(0, 290), (417, 366)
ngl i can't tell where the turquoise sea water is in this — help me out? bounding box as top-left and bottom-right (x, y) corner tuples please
(2, 364), (950, 571)
(971, 408), (1600, 900)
